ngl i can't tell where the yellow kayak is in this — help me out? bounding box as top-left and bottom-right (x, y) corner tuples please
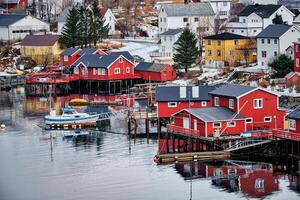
(70, 98), (87, 103)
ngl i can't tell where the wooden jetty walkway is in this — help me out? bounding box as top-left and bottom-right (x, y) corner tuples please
(0, 74), (25, 90)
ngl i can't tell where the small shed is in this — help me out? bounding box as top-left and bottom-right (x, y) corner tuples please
(135, 62), (176, 82)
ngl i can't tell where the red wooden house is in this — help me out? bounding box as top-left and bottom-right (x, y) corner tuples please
(155, 85), (216, 118)
(135, 62), (176, 82)
(3, 0), (28, 10)
(286, 107), (300, 133)
(286, 41), (300, 87)
(294, 41), (300, 73)
(110, 51), (134, 63)
(71, 54), (135, 81)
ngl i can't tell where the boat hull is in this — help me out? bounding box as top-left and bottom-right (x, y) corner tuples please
(45, 115), (99, 125)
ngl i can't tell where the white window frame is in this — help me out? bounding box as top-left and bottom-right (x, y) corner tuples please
(63, 55), (68, 62)
(93, 68), (97, 75)
(213, 122), (221, 128)
(180, 87), (186, 98)
(102, 69), (106, 75)
(114, 68), (120, 74)
(168, 102), (177, 107)
(229, 99), (234, 109)
(264, 116), (272, 123)
(192, 86), (199, 98)
(215, 97), (220, 107)
(289, 119), (296, 130)
(97, 68), (101, 75)
(254, 99), (263, 109)
(201, 101), (207, 107)
(74, 67), (79, 74)
(296, 58), (299, 68)
(126, 67), (130, 73)
(227, 121), (236, 127)
(246, 118), (253, 124)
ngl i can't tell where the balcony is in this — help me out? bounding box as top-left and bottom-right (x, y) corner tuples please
(167, 124), (202, 137)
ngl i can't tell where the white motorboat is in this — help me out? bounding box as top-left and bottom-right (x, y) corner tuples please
(44, 108), (99, 125)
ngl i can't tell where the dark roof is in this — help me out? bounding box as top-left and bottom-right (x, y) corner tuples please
(0, 14), (26, 27)
(182, 107), (246, 122)
(135, 62), (168, 72)
(61, 48), (80, 56)
(161, 28), (183, 36)
(287, 107), (300, 120)
(100, 8), (108, 17)
(78, 48), (98, 56)
(155, 85), (216, 102)
(209, 84), (256, 98)
(20, 35), (60, 46)
(256, 24), (292, 38)
(204, 32), (247, 40)
(161, 3), (215, 16)
(110, 51), (134, 61)
(71, 54), (121, 68)
(239, 5), (282, 18)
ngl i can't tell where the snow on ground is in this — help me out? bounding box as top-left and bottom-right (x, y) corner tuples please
(115, 41), (158, 62)
(266, 88), (300, 97)
(198, 67), (219, 80)
(236, 64), (271, 73)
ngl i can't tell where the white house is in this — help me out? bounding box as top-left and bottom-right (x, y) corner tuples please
(201, 0), (232, 20)
(158, 3), (215, 35)
(256, 24), (300, 68)
(100, 8), (116, 35)
(294, 14), (300, 29)
(158, 28), (183, 58)
(227, 4), (294, 37)
(239, 0), (278, 5)
(0, 14), (50, 41)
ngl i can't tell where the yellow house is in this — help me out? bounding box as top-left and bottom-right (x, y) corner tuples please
(204, 32), (257, 68)
(20, 34), (63, 65)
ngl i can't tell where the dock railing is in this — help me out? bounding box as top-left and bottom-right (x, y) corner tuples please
(167, 124), (201, 137)
(272, 129), (300, 141)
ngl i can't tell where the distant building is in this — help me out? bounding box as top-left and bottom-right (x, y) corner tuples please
(20, 35), (62, 64)
(0, 14), (50, 41)
(294, 14), (300, 29)
(204, 32), (257, 68)
(226, 4), (294, 37)
(1, 0), (28, 11)
(239, 0), (278, 5)
(158, 3), (215, 35)
(285, 45), (294, 59)
(201, 0), (231, 19)
(286, 107), (300, 133)
(158, 28), (183, 58)
(256, 24), (300, 68)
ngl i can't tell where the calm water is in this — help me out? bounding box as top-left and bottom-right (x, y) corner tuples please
(0, 89), (300, 200)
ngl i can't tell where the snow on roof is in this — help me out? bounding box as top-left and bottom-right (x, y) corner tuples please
(161, 3), (215, 17)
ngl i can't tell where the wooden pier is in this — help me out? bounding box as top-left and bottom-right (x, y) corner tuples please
(0, 74), (25, 90)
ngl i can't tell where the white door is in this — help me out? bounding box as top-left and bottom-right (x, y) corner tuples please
(194, 119), (197, 130)
(183, 118), (190, 129)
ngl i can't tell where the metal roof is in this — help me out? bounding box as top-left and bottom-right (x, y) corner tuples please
(239, 5), (282, 18)
(0, 14), (26, 27)
(209, 84), (256, 98)
(78, 48), (98, 56)
(161, 3), (214, 17)
(256, 24), (292, 38)
(160, 28), (183, 36)
(61, 48), (80, 56)
(183, 107), (246, 122)
(204, 32), (247, 40)
(155, 85), (216, 102)
(110, 51), (134, 61)
(287, 107), (300, 120)
(135, 62), (168, 72)
(20, 35), (60, 46)
(71, 54), (120, 68)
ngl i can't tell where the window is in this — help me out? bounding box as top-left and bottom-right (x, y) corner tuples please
(261, 39), (265, 44)
(168, 102), (177, 107)
(274, 51), (277, 57)
(126, 67), (130, 73)
(264, 117), (272, 122)
(267, 39), (270, 44)
(223, 2), (227, 6)
(296, 58), (299, 67)
(160, 18), (162, 22)
(296, 45), (299, 53)
(208, 50), (212, 56)
(274, 39), (277, 44)
(243, 19), (246, 23)
(207, 40), (211, 45)
(201, 101), (207, 107)
(162, 46), (165, 52)
(102, 69), (106, 75)
(289, 119), (296, 130)
(180, 87), (186, 98)
(229, 99), (234, 109)
(164, 18), (166, 22)
(234, 40), (239, 45)
(261, 62), (264, 66)
(213, 122), (221, 128)
(63, 56), (68, 62)
(229, 50), (234, 56)
(217, 40), (221, 46)
(114, 68), (120, 74)
(255, 179), (264, 190)
(119, 57), (123, 63)
(217, 50), (221, 56)
(98, 68), (101, 75)
(227, 121), (236, 127)
(246, 118), (253, 123)
(162, 8), (164, 12)
(183, 18), (188, 22)
(254, 99), (263, 109)
(192, 86), (199, 98)
(262, 51), (267, 58)
(93, 68), (97, 75)
(215, 97), (220, 106)
(74, 67), (79, 74)
(194, 17), (199, 22)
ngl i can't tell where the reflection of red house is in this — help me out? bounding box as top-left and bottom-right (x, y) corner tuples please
(155, 85), (216, 118)
(4, 0), (28, 10)
(240, 170), (278, 198)
(135, 62), (176, 82)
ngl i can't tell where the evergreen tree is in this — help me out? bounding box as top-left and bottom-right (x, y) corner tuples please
(78, 5), (91, 48)
(60, 7), (80, 48)
(173, 28), (199, 72)
(30, 0), (37, 17)
(269, 54), (294, 78)
(272, 14), (284, 24)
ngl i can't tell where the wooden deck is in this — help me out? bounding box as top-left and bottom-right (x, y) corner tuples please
(130, 111), (157, 119)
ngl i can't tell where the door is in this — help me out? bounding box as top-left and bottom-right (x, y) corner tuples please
(183, 117), (190, 129)
(194, 119), (197, 130)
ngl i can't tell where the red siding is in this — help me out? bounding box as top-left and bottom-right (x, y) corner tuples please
(289, 120), (300, 133)
(206, 120), (245, 137)
(6, 0), (28, 9)
(157, 101), (212, 118)
(60, 52), (81, 67)
(294, 43), (300, 73)
(212, 96), (238, 112)
(238, 89), (285, 130)
(135, 65), (176, 82)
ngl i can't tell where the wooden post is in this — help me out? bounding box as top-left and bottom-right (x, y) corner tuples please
(146, 110), (149, 144)
(184, 137), (187, 152)
(172, 134), (176, 153)
(157, 117), (161, 140)
(166, 132), (169, 153)
(178, 136), (181, 153)
(128, 111), (131, 135)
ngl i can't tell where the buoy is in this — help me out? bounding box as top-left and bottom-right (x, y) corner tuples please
(0, 124), (5, 129)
